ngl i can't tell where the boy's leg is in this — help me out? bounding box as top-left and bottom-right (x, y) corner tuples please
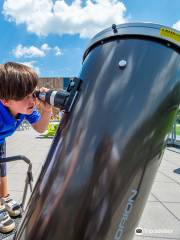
(0, 176), (8, 197)
(0, 142), (21, 217)
(0, 142), (15, 233)
(0, 142), (8, 199)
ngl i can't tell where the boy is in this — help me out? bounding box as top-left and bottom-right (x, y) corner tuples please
(0, 62), (52, 233)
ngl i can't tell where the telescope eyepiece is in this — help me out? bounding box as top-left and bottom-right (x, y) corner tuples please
(33, 78), (82, 111)
(33, 89), (69, 109)
(33, 90), (40, 98)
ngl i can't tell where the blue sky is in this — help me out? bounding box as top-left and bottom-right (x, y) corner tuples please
(0, 0), (179, 77)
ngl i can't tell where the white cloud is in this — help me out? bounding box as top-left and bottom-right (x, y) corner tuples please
(3, 0), (127, 38)
(18, 61), (40, 75)
(13, 44), (45, 58)
(54, 46), (62, 56)
(41, 43), (51, 51)
(172, 20), (180, 30)
(13, 43), (61, 58)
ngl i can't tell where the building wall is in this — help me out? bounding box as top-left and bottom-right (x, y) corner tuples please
(38, 77), (64, 90)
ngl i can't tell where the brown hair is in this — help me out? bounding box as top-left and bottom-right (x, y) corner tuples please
(0, 62), (38, 100)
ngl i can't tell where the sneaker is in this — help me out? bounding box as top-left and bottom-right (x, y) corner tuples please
(1, 195), (21, 217)
(0, 205), (15, 233)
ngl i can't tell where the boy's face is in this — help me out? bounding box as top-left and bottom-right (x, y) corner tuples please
(1, 92), (36, 116)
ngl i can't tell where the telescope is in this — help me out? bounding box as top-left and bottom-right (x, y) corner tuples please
(14, 23), (179, 240)
(33, 78), (82, 110)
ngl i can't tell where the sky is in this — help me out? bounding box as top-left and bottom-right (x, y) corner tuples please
(0, 0), (179, 77)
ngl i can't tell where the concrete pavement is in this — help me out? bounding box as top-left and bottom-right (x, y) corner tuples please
(5, 128), (180, 240)
(134, 147), (180, 240)
(6, 128), (53, 206)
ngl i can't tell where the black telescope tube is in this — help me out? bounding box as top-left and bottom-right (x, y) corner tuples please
(15, 23), (180, 240)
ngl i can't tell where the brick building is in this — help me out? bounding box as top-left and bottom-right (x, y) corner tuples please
(38, 77), (73, 90)
(38, 77), (64, 89)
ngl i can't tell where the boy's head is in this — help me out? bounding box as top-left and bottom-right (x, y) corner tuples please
(0, 62), (38, 116)
(0, 62), (38, 100)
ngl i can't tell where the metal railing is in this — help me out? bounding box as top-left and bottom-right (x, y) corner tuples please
(0, 155), (33, 210)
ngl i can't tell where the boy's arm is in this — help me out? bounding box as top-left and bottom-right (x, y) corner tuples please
(32, 108), (52, 133)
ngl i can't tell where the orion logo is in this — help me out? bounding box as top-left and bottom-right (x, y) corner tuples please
(114, 189), (138, 240)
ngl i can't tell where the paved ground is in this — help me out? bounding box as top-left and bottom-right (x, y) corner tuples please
(6, 128), (52, 205)
(5, 128), (180, 240)
(134, 147), (180, 240)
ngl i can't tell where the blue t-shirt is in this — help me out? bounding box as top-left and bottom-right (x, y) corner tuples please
(0, 101), (41, 144)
